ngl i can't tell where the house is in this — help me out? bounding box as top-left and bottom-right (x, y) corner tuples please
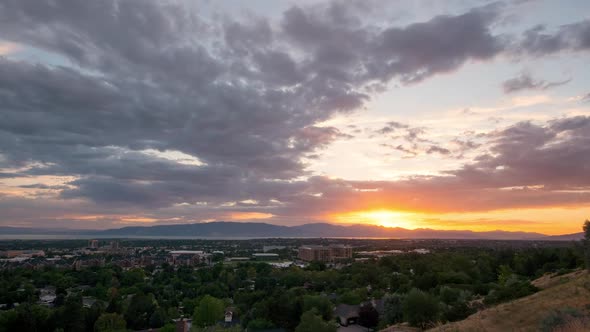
(0, 250), (45, 258)
(263, 245), (286, 252)
(224, 310), (233, 323)
(368, 298), (385, 316)
(38, 286), (56, 307)
(169, 250), (211, 266)
(335, 303), (360, 326)
(82, 296), (105, 308)
(173, 318), (192, 332)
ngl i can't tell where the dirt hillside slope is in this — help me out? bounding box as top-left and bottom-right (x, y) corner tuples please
(428, 270), (590, 332)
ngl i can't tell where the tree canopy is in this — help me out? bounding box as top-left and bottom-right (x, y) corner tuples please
(295, 310), (336, 332)
(193, 295), (225, 327)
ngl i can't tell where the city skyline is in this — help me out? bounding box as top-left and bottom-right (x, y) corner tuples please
(0, 0), (589, 234)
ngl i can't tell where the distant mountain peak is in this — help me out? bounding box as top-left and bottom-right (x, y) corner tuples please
(0, 222), (579, 240)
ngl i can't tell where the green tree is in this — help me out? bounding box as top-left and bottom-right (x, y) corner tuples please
(85, 301), (106, 332)
(302, 295), (333, 321)
(339, 289), (365, 305)
(14, 304), (53, 332)
(159, 323), (176, 332)
(149, 307), (168, 328)
(121, 268), (145, 287)
(295, 310), (336, 332)
(124, 293), (156, 330)
(247, 318), (275, 330)
(497, 265), (515, 285)
(265, 289), (303, 330)
(56, 294), (85, 332)
(0, 309), (18, 332)
(390, 273), (410, 293)
(192, 295), (224, 327)
(94, 313), (126, 332)
(403, 288), (440, 329)
(383, 293), (405, 325)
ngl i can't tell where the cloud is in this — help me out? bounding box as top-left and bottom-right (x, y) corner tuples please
(426, 145), (451, 155)
(502, 72), (570, 94)
(281, 2), (505, 85)
(519, 20), (590, 56)
(0, 1), (509, 204)
(377, 123), (468, 159)
(0, 172), (24, 179)
(372, 3), (505, 84)
(376, 121), (409, 135)
(0, 1), (588, 228)
(0, 41), (20, 55)
(274, 116), (590, 217)
(18, 184), (68, 190)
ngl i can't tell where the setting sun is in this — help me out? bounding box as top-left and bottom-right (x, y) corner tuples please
(334, 210), (418, 229)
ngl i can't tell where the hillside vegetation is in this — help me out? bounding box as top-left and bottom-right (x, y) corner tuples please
(429, 270), (590, 332)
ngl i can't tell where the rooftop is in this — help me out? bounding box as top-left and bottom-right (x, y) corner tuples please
(169, 250), (205, 255)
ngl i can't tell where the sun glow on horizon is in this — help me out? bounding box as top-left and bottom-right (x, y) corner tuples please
(333, 209), (419, 229)
(329, 206), (589, 235)
(228, 212), (274, 220)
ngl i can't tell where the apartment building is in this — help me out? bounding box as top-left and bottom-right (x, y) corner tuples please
(298, 244), (352, 262)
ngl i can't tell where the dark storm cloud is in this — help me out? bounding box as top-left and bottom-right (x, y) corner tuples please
(502, 72), (570, 94)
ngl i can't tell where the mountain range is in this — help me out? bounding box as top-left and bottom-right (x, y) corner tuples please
(0, 222), (584, 240)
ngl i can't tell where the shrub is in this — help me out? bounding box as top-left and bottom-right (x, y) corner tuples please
(540, 308), (585, 332)
(403, 288), (440, 329)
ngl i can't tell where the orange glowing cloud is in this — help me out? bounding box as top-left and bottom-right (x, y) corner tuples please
(228, 212), (274, 220)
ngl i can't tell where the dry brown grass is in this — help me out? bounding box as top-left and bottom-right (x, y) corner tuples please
(428, 270), (590, 332)
(380, 324), (422, 332)
(552, 317), (590, 332)
(531, 270), (586, 290)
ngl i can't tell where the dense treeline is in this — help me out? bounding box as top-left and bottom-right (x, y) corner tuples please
(0, 244), (585, 331)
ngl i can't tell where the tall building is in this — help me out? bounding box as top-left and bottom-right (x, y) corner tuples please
(88, 239), (99, 249)
(110, 240), (120, 250)
(298, 244), (352, 262)
(330, 244), (353, 259)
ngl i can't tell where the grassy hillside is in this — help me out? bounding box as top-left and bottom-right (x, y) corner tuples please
(428, 270), (590, 332)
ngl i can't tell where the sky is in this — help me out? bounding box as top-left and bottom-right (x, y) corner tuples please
(0, 0), (589, 234)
